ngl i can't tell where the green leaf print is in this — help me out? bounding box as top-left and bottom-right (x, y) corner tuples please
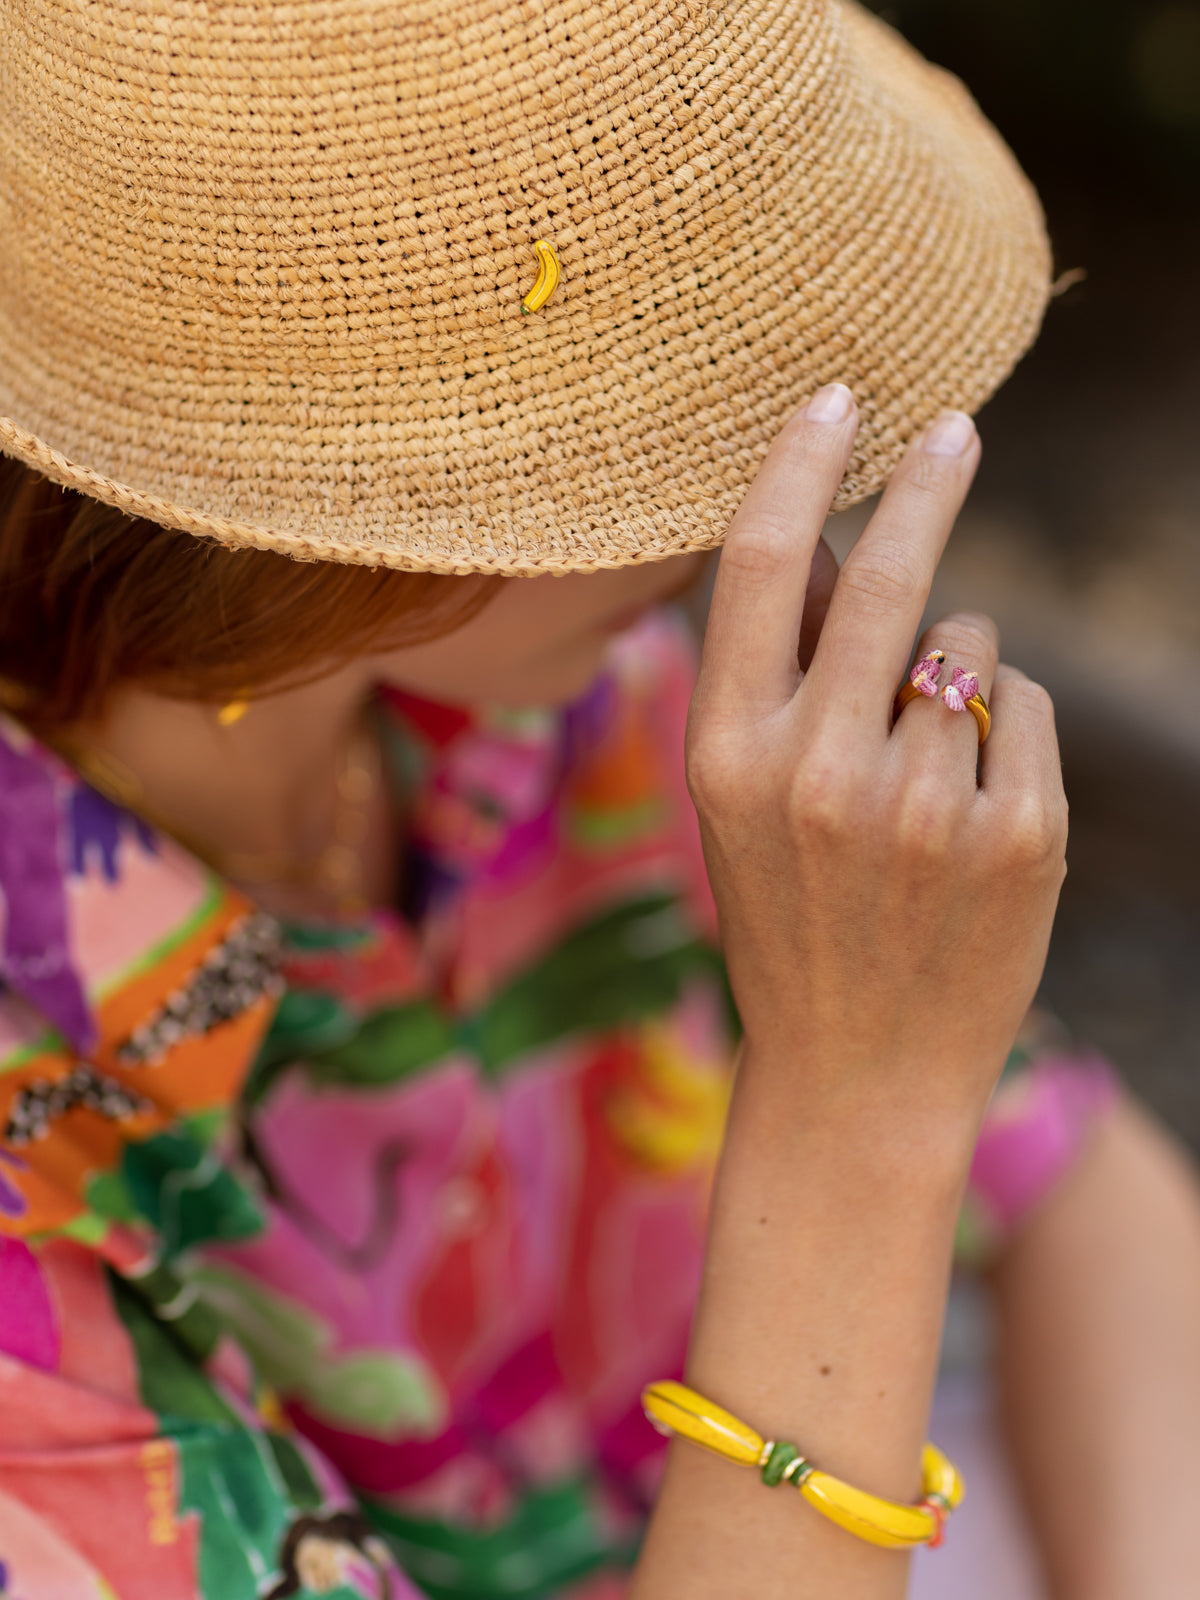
(121, 1128), (264, 1256)
(246, 990), (362, 1101)
(299, 1001), (457, 1089)
(186, 1259), (444, 1439)
(264, 1433), (325, 1512)
(363, 1477), (626, 1600)
(172, 1425), (373, 1600)
(111, 1271), (240, 1428)
(466, 894), (730, 1073)
(110, 1273), (375, 1600)
(247, 894), (735, 1100)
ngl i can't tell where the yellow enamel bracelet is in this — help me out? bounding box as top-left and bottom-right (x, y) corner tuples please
(641, 1381), (964, 1551)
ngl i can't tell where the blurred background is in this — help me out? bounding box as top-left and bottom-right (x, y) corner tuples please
(853, 0), (1200, 1154)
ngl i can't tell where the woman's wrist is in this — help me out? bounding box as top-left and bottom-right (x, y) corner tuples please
(631, 1044), (972, 1599)
(728, 1038), (988, 1198)
(689, 1062), (970, 1460)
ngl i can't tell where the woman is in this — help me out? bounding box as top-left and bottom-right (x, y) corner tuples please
(1, 2), (1199, 1597)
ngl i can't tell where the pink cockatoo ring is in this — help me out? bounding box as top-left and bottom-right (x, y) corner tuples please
(894, 654), (991, 745)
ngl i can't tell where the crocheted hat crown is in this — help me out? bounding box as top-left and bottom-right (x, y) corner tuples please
(0, 0), (1050, 572)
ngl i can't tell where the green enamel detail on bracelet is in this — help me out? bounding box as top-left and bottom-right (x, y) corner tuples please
(761, 1440), (801, 1487)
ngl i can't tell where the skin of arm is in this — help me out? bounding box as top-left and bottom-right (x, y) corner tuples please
(627, 387), (1069, 1597)
(630, 1061), (980, 1600)
(993, 1094), (1200, 1600)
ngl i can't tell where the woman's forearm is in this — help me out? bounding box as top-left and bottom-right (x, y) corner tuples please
(630, 1056), (979, 1600)
(992, 1097), (1200, 1600)
(639, 396), (1068, 1598)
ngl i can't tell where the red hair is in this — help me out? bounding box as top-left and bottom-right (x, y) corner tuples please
(0, 457), (500, 726)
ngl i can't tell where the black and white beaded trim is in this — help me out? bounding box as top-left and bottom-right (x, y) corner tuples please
(116, 912), (282, 1068)
(5, 1066), (154, 1147)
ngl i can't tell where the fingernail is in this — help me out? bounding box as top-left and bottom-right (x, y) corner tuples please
(923, 411), (975, 457)
(806, 383), (854, 425)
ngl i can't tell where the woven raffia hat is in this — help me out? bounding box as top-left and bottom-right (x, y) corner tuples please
(0, 0), (1050, 575)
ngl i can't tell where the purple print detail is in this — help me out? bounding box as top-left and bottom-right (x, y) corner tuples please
(0, 1148), (27, 1218)
(563, 670), (618, 759)
(0, 738), (95, 1053)
(908, 651), (946, 698)
(69, 785), (157, 882)
(942, 668), (980, 713)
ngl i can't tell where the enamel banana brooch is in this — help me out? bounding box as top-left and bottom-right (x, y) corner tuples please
(521, 239), (561, 315)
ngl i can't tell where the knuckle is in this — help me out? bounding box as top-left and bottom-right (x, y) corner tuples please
(1009, 678), (1056, 722)
(924, 611), (1000, 663)
(1000, 794), (1067, 868)
(684, 731), (740, 813)
(893, 781), (957, 860)
(994, 668), (1055, 722)
(719, 518), (794, 587)
(837, 541), (922, 613)
(787, 759), (861, 837)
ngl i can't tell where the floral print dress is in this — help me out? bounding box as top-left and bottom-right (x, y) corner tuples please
(0, 612), (1116, 1600)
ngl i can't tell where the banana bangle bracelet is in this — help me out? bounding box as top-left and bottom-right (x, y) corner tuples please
(642, 1381), (964, 1550)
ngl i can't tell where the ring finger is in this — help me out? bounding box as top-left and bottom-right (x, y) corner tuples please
(891, 610), (1000, 778)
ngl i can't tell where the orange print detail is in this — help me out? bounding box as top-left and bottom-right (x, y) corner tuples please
(140, 1438), (179, 1545)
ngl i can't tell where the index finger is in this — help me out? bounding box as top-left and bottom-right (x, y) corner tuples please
(803, 412), (981, 725)
(697, 385), (859, 716)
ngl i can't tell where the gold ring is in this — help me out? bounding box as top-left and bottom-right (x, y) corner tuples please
(894, 677), (990, 745)
(964, 692), (990, 743)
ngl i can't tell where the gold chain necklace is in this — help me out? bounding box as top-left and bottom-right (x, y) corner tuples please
(49, 714), (384, 916)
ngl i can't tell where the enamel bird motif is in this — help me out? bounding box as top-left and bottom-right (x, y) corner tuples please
(941, 667), (980, 713)
(908, 650), (947, 697)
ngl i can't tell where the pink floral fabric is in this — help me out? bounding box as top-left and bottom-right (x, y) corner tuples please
(0, 611), (1116, 1599)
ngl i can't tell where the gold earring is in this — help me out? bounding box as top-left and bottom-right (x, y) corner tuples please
(216, 698), (250, 727)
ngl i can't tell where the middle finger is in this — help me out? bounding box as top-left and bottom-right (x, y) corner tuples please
(803, 411), (981, 729)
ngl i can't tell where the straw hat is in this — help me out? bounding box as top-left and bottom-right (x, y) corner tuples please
(0, 0), (1050, 575)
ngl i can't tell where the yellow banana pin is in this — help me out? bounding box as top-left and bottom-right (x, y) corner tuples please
(521, 239), (561, 315)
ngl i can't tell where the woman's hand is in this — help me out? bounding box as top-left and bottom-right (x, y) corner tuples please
(687, 385), (1067, 1131)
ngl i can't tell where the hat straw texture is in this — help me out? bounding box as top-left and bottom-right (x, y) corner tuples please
(0, 0), (1051, 573)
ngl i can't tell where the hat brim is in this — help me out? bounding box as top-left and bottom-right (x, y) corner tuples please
(0, 2), (1049, 574)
